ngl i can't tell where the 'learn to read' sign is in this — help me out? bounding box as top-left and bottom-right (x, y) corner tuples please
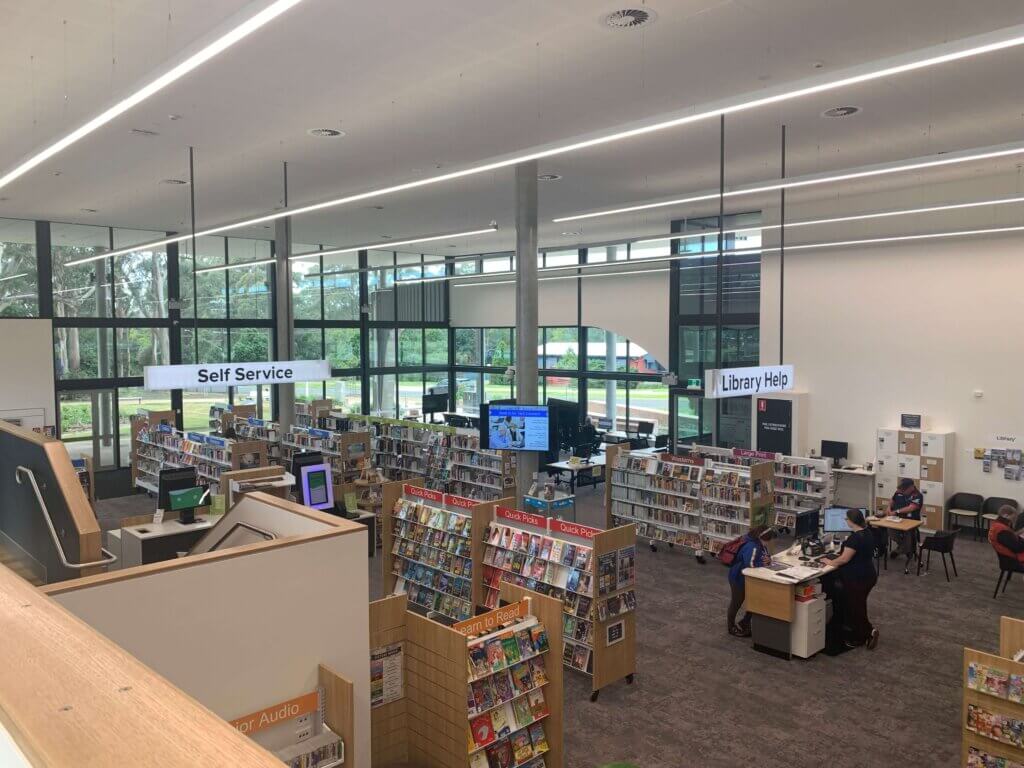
(144, 360), (329, 390)
(704, 365), (793, 399)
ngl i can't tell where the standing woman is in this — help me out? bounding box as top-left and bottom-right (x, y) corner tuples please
(825, 508), (880, 649)
(726, 525), (776, 637)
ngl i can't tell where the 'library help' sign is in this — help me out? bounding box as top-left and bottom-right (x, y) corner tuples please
(704, 364), (794, 399)
(144, 360), (330, 390)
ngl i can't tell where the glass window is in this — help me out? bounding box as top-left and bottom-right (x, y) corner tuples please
(482, 372), (512, 403)
(586, 328), (626, 372)
(722, 325), (759, 367)
(54, 327), (114, 379)
(424, 259), (445, 279)
(424, 328), (448, 366)
(116, 328), (171, 377)
(482, 254), (511, 273)
(367, 250), (394, 322)
(58, 390), (116, 466)
(0, 218), (38, 316)
(181, 327), (228, 365)
(370, 374), (397, 417)
(227, 238), (272, 319)
(291, 247), (321, 320)
(326, 328), (360, 370)
(542, 327), (577, 370)
(630, 381), (669, 435)
(398, 328), (423, 366)
(181, 390), (223, 432)
(630, 238), (671, 260)
(323, 252), (360, 321)
(396, 253), (422, 281)
(112, 229), (168, 318)
(543, 250), (578, 268)
(185, 236), (228, 319)
(455, 372), (481, 415)
(369, 328), (396, 368)
(454, 257), (479, 275)
(295, 381), (325, 403)
(398, 372), (424, 418)
(722, 256), (761, 315)
(484, 328), (512, 368)
(678, 325), (716, 385)
(293, 328), (323, 360)
(454, 328), (481, 365)
(230, 327), (272, 362)
(118, 387), (171, 466)
(51, 223), (111, 318)
(678, 256), (719, 316)
(544, 375), (577, 403)
(327, 376), (362, 413)
(586, 379), (627, 430)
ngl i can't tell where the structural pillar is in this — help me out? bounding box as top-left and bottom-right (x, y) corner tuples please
(274, 164), (295, 432)
(514, 161), (539, 501)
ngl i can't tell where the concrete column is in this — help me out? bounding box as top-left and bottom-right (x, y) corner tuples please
(274, 214), (295, 432)
(514, 161), (539, 501)
(603, 246), (617, 428)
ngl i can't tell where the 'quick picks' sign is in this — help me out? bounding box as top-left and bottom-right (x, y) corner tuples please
(705, 365), (794, 399)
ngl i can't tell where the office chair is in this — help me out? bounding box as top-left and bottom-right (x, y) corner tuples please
(982, 496), (1019, 535)
(994, 553), (1024, 598)
(946, 492), (984, 541)
(916, 529), (958, 582)
(636, 421), (655, 438)
(654, 434), (669, 449)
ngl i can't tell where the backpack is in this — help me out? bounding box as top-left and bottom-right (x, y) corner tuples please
(717, 535), (747, 567)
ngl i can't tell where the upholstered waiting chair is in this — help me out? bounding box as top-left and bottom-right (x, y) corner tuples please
(946, 492), (984, 540)
(993, 553), (1024, 598)
(916, 530), (958, 582)
(982, 497), (1020, 535)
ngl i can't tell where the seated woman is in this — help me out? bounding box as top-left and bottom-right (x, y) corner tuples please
(823, 508), (880, 650)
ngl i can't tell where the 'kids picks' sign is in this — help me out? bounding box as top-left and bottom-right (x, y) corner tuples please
(453, 599), (529, 637)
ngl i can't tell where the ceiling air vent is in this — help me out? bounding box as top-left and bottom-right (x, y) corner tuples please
(604, 8), (656, 29)
(131, 128), (159, 136)
(822, 106), (861, 118)
(160, 178), (188, 185)
(307, 128), (345, 138)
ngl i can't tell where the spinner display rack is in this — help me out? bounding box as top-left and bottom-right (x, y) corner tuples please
(605, 443), (706, 558)
(687, 444), (830, 532)
(480, 506), (638, 701)
(963, 616), (1024, 767)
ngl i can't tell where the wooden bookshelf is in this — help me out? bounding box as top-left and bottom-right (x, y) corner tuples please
(233, 416), (282, 464)
(700, 460), (774, 555)
(370, 595), (410, 768)
(963, 637), (1024, 766)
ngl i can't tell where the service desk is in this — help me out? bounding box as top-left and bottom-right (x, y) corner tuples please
(120, 516), (216, 567)
(744, 548), (834, 659)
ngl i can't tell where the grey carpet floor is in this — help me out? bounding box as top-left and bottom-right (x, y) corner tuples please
(98, 486), (1017, 768)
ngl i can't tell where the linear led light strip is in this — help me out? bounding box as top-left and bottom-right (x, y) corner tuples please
(402, 192), (1024, 285)
(449, 223), (1024, 287)
(288, 227), (498, 262)
(194, 257), (276, 274)
(553, 143), (1024, 222)
(0, 0), (306, 193)
(61, 24), (1024, 265)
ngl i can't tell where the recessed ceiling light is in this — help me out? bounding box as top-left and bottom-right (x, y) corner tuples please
(168, 114), (182, 121)
(307, 128), (345, 138)
(366, 205), (384, 210)
(561, 231), (580, 237)
(603, 8), (657, 29)
(160, 178), (188, 185)
(812, 61), (826, 70)
(131, 128), (159, 137)
(379, 235), (392, 239)
(822, 105), (861, 118)
(538, 174), (562, 181)
(79, 208), (97, 214)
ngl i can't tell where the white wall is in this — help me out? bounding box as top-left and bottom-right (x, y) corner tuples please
(761, 231), (1024, 501)
(0, 319), (55, 426)
(53, 531), (370, 768)
(450, 270), (670, 368)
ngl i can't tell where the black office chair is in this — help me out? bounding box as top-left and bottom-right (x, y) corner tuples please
(946, 492), (984, 541)
(982, 496), (1020, 535)
(916, 529), (958, 581)
(994, 553), (1024, 598)
(654, 434), (669, 449)
(628, 437), (647, 450)
(636, 420), (655, 438)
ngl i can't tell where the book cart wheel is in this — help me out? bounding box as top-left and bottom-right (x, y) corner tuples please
(590, 690), (600, 702)
(626, 674), (634, 684)
(695, 554), (706, 564)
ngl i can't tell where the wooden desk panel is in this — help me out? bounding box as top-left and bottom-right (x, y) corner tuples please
(744, 577), (794, 622)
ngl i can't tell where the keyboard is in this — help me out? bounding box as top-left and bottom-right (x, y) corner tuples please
(822, 552), (840, 561)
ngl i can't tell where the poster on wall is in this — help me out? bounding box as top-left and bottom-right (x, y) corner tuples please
(756, 397), (793, 455)
(370, 642), (404, 708)
(616, 546), (636, 591)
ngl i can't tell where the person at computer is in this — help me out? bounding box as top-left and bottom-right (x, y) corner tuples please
(822, 507), (880, 650)
(726, 525), (776, 638)
(988, 505), (1024, 568)
(886, 478), (924, 564)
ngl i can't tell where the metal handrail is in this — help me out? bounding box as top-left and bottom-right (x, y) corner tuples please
(15, 465), (117, 570)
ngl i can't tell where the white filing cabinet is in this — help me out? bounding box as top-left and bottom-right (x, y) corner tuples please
(790, 595), (826, 659)
(875, 427), (955, 531)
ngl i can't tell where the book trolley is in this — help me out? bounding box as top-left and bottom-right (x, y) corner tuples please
(481, 506), (637, 702)
(368, 588), (565, 768)
(963, 616), (1024, 767)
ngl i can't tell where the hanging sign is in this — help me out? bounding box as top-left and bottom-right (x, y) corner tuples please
(453, 599), (529, 637)
(444, 493), (478, 510)
(229, 691), (320, 735)
(551, 519), (601, 540)
(705, 365), (793, 399)
(404, 484), (444, 503)
(734, 447), (778, 461)
(144, 360), (329, 390)
(496, 506), (547, 529)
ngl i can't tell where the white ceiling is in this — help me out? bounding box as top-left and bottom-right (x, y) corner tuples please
(3, 0), (1024, 255)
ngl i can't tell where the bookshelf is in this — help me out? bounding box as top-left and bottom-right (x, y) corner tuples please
(130, 411), (268, 498)
(72, 456), (95, 507)
(963, 617), (1024, 766)
(355, 464), (387, 549)
(233, 416), (282, 464)
(687, 444), (829, 533)
(208, 402), (256, 435)
(481, 507), (637, 700)
(448, 430), (517, 503)
(295, 399), (334, 429)
(606, 443), (705, 556)
(382, 482), (500, 623)
(700, 460), (775, 555)
(281, 425), (371, 486)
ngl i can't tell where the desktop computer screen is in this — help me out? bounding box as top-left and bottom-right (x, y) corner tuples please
(299, 463), (334, 511)
(823, 506), (851, 534)
(793, 508), (821, 539)
(821, 440), (848, 467)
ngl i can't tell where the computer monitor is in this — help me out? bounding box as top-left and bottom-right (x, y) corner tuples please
(793, 508), (821, 540)
(636, 420), (655, 437)
(821, 440), (849, 467)
(823, 506), (852, 534)
(299, 462), (334, 511)
(480, 404), (550, 451)
(422, 392), (449, 418)
(291, 450), (325, 492)
(597, 417), (613, 431)
(158, 467), (199, 512)
(167, 485), (211, 525)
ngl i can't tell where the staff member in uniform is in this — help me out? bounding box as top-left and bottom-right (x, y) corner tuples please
(988, 505), (1024, 570)
(887, 477), (924, 568)
(824, 508), (880, 650)
(726, 525), (776, 638)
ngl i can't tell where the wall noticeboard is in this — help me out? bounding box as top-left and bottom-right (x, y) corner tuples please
(901, 413), (922, 429)
(756, 397), (792, 455)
